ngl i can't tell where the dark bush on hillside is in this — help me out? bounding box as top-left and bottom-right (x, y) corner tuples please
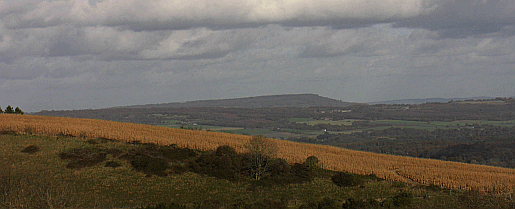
(215, 145), (238, 157)
(59, 148), (107, 169)
(248, 199), (287, 209)
(104, 148), (124, 158)
(138, 202), (188, 209)
(159, 144), (198, 161)
(195, 199), (223, 209)
(169, 164), (189, 174)
(291, 163), (314, 183)
(104, 161), (121, 168)
(316, 197), (339, 209)
(417, 184), (442, 191)
(268, 158), (291, 177)
(59, 148), (96, 160)
(331, 172), (363, 187)
(305, 156), (319, 169)
(342, 198), (380, 209)
(131, 155), (169, 176)
(20, 145), (39, 154)
(0, 129), (17, 135)
(381, 192), (413, 208)
(66, 152), (107, 169)
(190, 149), (243, 181)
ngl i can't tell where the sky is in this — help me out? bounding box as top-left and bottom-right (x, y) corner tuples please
(1, 0), (515, 112)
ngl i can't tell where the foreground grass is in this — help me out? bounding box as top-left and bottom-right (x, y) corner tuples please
(1, 133), (514, 208)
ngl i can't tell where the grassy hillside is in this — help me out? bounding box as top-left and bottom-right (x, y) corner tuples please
(3, 133), (513, 208)
(2, 114), (515, 194)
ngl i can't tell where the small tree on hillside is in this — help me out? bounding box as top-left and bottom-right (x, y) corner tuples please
(14, 107), (24, 115)
(4, 105), (14, 114)
(245, 135), (278, 180)
(0, 107), (3, 113)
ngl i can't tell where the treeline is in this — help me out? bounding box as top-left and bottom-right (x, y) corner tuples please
(0, 105), (23, 114)
(289, 125), (515, 168)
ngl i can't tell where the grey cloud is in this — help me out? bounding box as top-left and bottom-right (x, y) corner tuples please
(394, 0), (515, 38)
(298, 26), (395, 58)
(1, 0), (425, 30)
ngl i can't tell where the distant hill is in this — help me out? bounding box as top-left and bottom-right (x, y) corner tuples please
(126, 94), (356, 108)
(367, 97), (493, 105)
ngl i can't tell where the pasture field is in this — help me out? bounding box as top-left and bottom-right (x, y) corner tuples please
(294, 119), (355, 126)
(2, 114), (515, 194)
(290, 118), (515, 132)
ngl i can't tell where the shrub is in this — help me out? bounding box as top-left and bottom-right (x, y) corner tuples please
(104, 148), (124, 158)
(215, 145), (238, 157)
(291, 163), (314, 183)
(331, 172), (363, 187)
(20, 145), (40, 155)
(160, 145), (198, 161)
(305, 156), (319, 168)
(195, 199), (222, 209)
(58, 148), (107, 169)
(317, 197), (339, 209)
(248, 199), (287, 209)
(268, 158), (291, 177)
(104, 161), (122, 168)
(190, 146), (244, 181)
(138, 203), (188, 209)
(131, 155), (169, 176)
(342, 198), (380, 209)
(169, 164), (189, 174)
(65, 153), (107, 169)
(381, 192), (413, 208)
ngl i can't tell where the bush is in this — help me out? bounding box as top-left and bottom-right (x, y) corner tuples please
(305, 156), (319, 168)
(159, 145), (198, 161)
(138, 203), (188, 209)
(104, 161), (122, 168)
(381, 192), (413, 208)
(58, 148), (107, 169)
(331, 172), (363, 187)
(317, 197), (339, 209)
(20, 145), (40, 155)
(66, 153), (107, 169)
(342, 198), (380, 209)
(131, 155), (169, 176)
(247, 199), (287, 209)
(190, 146), (244, 181)
(268, 158), (291, 177)
(195, 199), (222, 209)
(215, 145), (238, 157)
(291, 163), (314, 183)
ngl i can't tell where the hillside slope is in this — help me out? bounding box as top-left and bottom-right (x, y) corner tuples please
(1, 114), (515, 193)
(125, 94), (355, 108)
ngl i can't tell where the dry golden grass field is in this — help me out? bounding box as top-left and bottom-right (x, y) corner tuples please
(2, 114), (515, 193)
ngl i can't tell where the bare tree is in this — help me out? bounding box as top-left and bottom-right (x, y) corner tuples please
(245, 135), (278, 180)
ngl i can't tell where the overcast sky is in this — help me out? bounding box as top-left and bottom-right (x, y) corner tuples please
(1, 0), (515, 112)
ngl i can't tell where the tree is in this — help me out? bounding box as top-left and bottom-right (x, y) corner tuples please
(245, 135), (278, 180)
(305, 156), (319, 169)
(0, 107), (3, 113)
(4, 105), (14, 114)
(14, 107), (24, 115)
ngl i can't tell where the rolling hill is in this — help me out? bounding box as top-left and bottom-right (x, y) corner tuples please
(123, 94), (356, 108)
